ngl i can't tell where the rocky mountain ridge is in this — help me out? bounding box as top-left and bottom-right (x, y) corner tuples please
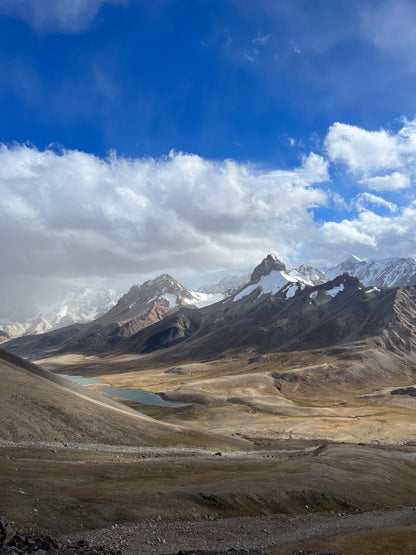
(325, 254), (416, 287)
(3, 252), (416, 352)
(6, 251), (416, 376)
(0, 276), (222, 345)
(198, 273), (250, 296)
(2, 273), (224, 358)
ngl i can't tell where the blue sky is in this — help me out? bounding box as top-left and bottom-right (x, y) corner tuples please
(1, 0), (413, 162)
(1, 0), (416, 319)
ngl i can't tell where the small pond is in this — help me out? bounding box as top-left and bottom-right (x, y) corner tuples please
(59, 374), (188, 408)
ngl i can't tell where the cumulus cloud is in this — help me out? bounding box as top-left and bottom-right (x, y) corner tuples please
(284, 117), (416, 266)
(303, 201), (416, 268)
(320, 203), (416, 252)
(359, 172), (410, 191)
(320, 219), (377, 247)
(325, 122), (400, 174)
(0, 0), (127, 33)
(0, 144), (329, 320)
(325, 119), (416, 178)
(3, 118), (416, 321)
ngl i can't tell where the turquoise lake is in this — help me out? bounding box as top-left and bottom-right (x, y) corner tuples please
(60, 374), (188, 408)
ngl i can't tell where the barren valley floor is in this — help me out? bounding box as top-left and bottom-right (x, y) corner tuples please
(1, 347), (415, 554)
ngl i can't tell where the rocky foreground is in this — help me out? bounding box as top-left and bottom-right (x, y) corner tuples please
(0, 516), (344, 554)
(1, 515), (343, 555)
(0, 518), (120, 555)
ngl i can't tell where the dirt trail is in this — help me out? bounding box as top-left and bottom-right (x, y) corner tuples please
(0, 439), (320, 457)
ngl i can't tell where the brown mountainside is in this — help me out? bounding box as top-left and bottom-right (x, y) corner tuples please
(3, 274), (203, 359)
(0, 348), (239, 448)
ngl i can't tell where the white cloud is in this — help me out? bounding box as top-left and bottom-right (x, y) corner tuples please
(320, 220), (377, 247)
(325, 122), (400, 175)
(0, 0), (127, 33)
(0, 144), (328, 320)
(295, 152), (329, 183)
(312, 117), (416, 263)
(308, 202), (416, 264)
(359, 172), (410, 191)
(354, 192), (397, 213)
(2, 119), (416, 321)
(325, 119), (416, 198)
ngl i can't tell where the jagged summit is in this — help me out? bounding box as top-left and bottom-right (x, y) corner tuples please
(234, 255), (312, 303)
(120, 274), (222, 310)
(121, 274), (190, 307)
(289, 264), (327, 285)
(1, 273), (223, 355)
(250, 254), (286, 284)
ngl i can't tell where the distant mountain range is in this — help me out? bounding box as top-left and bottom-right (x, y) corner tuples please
(325, 255), (416, 287)
(2, 273), (227, 358)
(0, 288), (121, 344)
(2, 253), (416, 350)
(0, 275), (234, 345)
(113, 254), (411, 362)
(198, 273), (250, 296)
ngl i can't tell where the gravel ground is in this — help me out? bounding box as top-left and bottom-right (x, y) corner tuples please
(63, 507), (416, 554)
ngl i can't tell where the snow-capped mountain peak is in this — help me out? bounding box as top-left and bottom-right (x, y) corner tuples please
(325, 256), (416, 287)
(233, 255), (312, 302)
(288, 264), (327, 286)
(118, 274), (223, 311)
(249, 254), (287, 284)
(119, 274), (189, 309)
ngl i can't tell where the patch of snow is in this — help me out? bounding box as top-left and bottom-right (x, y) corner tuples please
(233, 270), (298, 302)
(56, 305), (68, 319)
(366, 287), (381, 293)
(288, 270), (313, 286)
(310, 291), (318, 299)
(288, 265), (327, 286)
(325, 284), (344, 297)
(285, 283), (298, 299)
(161, 294), (178, 307)
(325, 255), (416, 288)
(184, 291), (224, 308)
